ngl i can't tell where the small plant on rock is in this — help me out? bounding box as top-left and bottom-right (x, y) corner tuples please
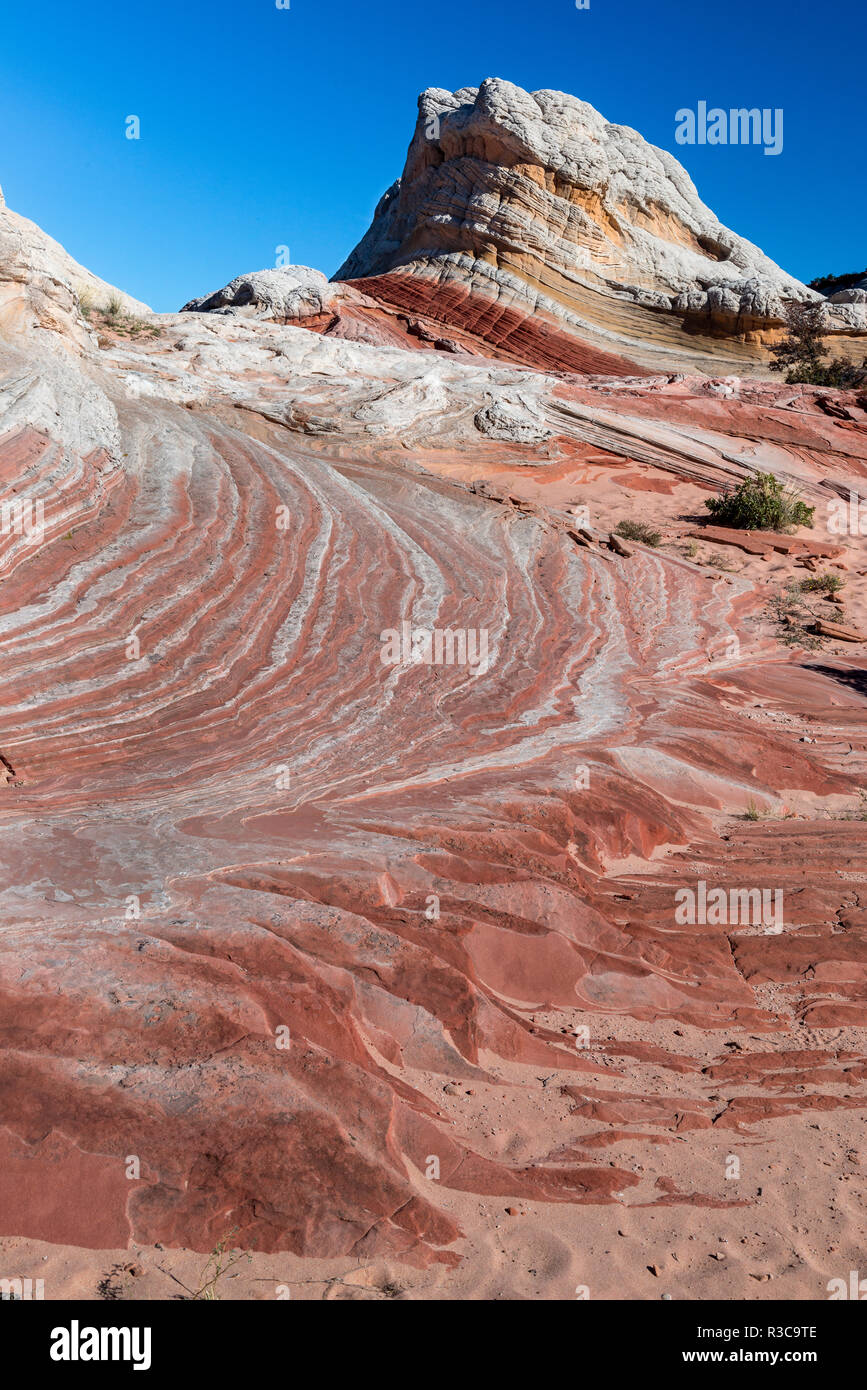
(76, 285), (96, 320)
(769, 301), (867, 386)
(705, 472), (814, 532)
(159, 1229), (251, 1301)
(193, 1234), (250, 1301)
(768, 580), (824, 649)
(614, 519), (661, 547)
(799, 573), (844, 595)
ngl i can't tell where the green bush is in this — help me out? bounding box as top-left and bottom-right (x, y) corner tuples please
(705, 472), (814, 532)
(614, 519), (661, 547)
(770, 301), (827, 379)
(785, 357), (867, 388)
(770, 301), (867, 387)
(76, 285), (96, 319)
(799, 573), (844, 595)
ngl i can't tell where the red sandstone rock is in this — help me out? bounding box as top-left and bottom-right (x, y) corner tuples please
(811, 619), (866, 642)
(341, 270), (646, 376)
(1, 182), (867, 1275)
(687, 525), (846, 560)
(334, 80), (867, 376)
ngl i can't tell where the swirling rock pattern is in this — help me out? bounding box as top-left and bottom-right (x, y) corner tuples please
(0, 201), (866, 1287)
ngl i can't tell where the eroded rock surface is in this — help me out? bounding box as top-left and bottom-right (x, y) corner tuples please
(0, 184), (150, 347)
(334, 80), (866, 373)
(0, 172), (865, 1288)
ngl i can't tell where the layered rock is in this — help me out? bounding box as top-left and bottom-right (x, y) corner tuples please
(180, 262), (483, 356)
(182, 258), (644, 374)
(1, 180), (867, 1290)
(180, 83), (865, 377)
(334, 80), (865, 371)
(0, 184), (150, 348)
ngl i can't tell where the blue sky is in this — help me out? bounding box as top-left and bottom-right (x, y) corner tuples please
(0, 0), (862, 311)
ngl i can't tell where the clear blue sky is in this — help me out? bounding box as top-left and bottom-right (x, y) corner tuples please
(0, 0), (862, 311)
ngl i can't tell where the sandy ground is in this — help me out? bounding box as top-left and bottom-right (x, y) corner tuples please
(2, 362), (864, 1304)
(3, 460), (864, 1303)
(3, 1017), (864, 1301)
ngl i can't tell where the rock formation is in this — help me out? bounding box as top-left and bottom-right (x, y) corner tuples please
(1, 119), (866, 1297)
(0, 184), (150, 348)
(332, 80), (866, 372)
(182, 264), (337, 322)
(180, 262), (495, 357)
(822, 277), (867, 335)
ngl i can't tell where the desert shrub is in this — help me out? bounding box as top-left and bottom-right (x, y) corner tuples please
(770, 301), (828, 379)
(121, 315), (161, 338)
(788, 357), (867, 388)
(76, 285), (96, 319)
(770, 301), (867, 386)
(93, 304), (161, 341)
(767, 581), (824, 649)
(705, 472), (814, 531)
(799, 573), (844, 595)
(614, 519), (661, 547)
